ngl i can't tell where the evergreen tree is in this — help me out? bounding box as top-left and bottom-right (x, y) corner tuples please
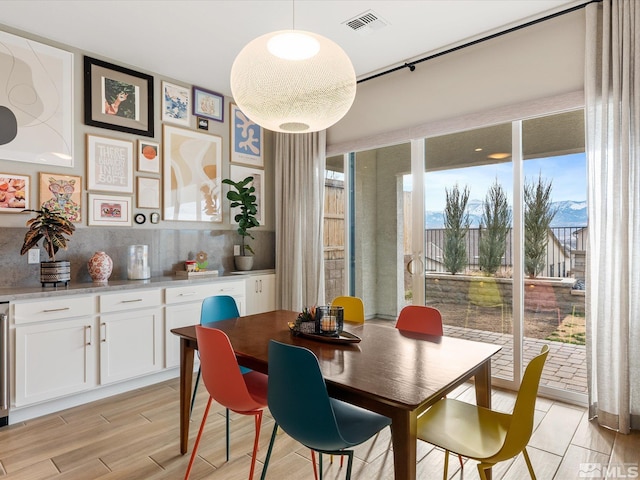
(478, 181), (511, 275)
(442, 184), (470, 275)
(524, 174), (557, 278)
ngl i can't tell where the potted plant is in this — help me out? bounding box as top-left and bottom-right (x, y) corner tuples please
(222, 176), (259, 271)
(21, 207), (75, 286)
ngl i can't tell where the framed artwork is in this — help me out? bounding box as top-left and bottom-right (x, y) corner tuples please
(137, 177), (160, 209)
(163, 125), (222, 222)
(0, 30), (73, 167)
(230, 103), (263, 167)
(83, 56), (154, 137)
(88, 193), (132, 226)
(162, 81), (190, 126)
(38, 173), (82, 222)
(193, 86), (224, 122)
(228, 165), (264, 225)
(0, 174), (29, 212)
(86, 135), (134, 193)
(137, 139), (160, 173)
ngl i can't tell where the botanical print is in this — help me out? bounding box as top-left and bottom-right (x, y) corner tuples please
(39, 173), (81, 222)
(0, 174), (28, 211)
(163, 125), (222, 222)
(0, 30), (73, 167)
(230, 103), (263, 166)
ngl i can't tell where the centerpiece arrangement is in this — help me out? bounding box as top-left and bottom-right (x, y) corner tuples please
(291, 305), (345, 336)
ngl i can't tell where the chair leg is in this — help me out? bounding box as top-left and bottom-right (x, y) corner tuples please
(189, 367), (201, 417)
(319, 453), (323, 480)
(226, 408), (230, 461)
(344, 451), (354, 480)
(477, 462), (493, 480)
(260, 422), (279, 480)
(248, 411), (262, 480)
(184, 396), (213, 480)
(311, 451), (319, 480)
(522, 447), (537, 480)
(458, 454), (464, 469)
(443, 449), (449, 480)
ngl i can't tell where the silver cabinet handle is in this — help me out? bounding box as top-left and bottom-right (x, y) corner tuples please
(101, 323), (107, 343)
(178, 292), (196, 297)
(86, 325), (92, 346)
(43, 307), (70, 313)
(121, 299), (143, 304)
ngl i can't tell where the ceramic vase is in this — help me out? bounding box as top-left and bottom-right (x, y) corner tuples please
(88, 251), (113, 283)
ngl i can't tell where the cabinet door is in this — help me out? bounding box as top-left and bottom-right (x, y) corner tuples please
(165, 302), (203, 368)
(15, 318), (96, 406)
(246, 274), (276, 315)
(99, 308), (163, 385)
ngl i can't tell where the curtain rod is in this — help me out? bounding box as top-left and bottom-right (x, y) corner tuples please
(357, 0), (600, 84)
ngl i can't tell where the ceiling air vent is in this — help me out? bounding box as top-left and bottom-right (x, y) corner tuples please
(343, 10), (389, 36)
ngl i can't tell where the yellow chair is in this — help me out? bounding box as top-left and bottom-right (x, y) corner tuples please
(417, 345), (549, 480)
(331, 296), (365, 324)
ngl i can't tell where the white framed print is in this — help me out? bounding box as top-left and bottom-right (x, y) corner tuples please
(86, 134), (134, 193)
(136, 177), (160, 209)
(137, 139), (160, 173)
(88, 193), (132, 226)
(162, 81), (190, 126)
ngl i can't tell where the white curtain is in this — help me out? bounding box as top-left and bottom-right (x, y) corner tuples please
(585, 0), (640, 433)
(274, 131), (326, 311)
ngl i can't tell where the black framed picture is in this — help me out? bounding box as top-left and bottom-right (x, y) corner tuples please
(84, 56), (154, 137)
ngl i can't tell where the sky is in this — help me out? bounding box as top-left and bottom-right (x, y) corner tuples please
(414, 152), (587, 212)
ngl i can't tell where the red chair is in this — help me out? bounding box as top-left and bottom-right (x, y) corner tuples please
(184, 326), (268, 480)
(395, 305), (444, 335)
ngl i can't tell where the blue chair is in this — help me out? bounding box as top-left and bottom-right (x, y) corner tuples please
(260, 340), (391, 480)
(190, 295), (245, 462)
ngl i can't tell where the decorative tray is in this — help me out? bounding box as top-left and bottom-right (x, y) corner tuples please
(288, 322), (361, 344)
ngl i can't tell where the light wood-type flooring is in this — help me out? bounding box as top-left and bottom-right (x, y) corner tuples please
(0, 375), (638, 479)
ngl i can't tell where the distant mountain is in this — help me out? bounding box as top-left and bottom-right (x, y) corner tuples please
(426, 199), (587, 228)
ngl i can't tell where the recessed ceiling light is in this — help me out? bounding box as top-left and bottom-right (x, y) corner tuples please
(488, 153), (511, 159)
(475, 148), (483, 152)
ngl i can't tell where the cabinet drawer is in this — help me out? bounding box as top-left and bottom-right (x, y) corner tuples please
(13, 296), (95, 324)
(165, 280), (245, 305)
(99, 289), (161, 313)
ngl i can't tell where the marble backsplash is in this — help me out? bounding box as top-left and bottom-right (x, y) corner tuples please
(0, 227), (275, 288)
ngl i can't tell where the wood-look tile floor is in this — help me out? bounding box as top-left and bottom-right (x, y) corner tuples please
(0, 376), (638, 479)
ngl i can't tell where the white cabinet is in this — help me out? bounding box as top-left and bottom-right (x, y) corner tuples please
(98, 290), (163, 385)
(245, 273), (276, 315)
(13, 296), (97, 406)
(164, 279), (245, 368)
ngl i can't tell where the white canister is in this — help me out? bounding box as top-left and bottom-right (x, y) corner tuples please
(127, 245), (150, 280)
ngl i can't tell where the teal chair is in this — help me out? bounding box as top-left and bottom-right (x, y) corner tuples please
(260, 340), (391, 480)
(190, 295), (245, 462)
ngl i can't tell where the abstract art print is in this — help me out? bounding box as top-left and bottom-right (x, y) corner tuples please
(88, 193), (131, 226)
(162, 81), (190, 126)
(39, 173), (82, 222)
(163, 125), (222, 222)
(193, 86), (223, 122)
(230, 103), (263, 167)
(0, 30), (73, 167)
(137, 139), (160, 173)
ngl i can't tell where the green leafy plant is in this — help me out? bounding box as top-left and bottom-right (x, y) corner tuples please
(478, 180), (511, 275)
(524, 174), (557, 278)
(222, 176), (259, 255)
(443, 183), (470, 275)
(20, 207), (75, 262)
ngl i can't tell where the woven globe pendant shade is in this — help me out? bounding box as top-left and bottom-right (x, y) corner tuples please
(230, 30), (356, 133)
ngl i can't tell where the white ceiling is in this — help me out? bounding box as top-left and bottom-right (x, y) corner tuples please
(0, 0), (586, 97)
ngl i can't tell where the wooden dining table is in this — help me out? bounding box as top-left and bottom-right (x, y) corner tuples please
(171, 310), (502, 480)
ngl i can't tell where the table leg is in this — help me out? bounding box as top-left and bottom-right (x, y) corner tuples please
(390, 409), (417, 480)
(179, 337), (195, 454)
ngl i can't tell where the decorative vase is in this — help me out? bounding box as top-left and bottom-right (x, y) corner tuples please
(234, 255), (254, 271)
(88, 251), (113, 283)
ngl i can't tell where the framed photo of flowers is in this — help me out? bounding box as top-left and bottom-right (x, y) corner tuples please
(38, 173), (82, 222)
(230, 103), (263, 167)
(193, 86), (224, 122)
(0, 174), (29, 212)
(162, 81), (190, 126)
(88, 193), (132, 226)
(84, 56), (154, 137)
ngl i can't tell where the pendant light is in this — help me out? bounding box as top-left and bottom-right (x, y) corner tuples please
(230, 3), (356, 133)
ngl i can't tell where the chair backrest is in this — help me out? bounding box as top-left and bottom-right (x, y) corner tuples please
(331, 296), (365, 323)
(494, 345), (549, 462)
(195, 326), (262, 412)
(200, 295), (239, 325)
(267, 340), (347, 451)
(395, 305), (444, 335)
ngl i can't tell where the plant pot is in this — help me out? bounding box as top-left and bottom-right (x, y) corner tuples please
(234, 255), (254, 271)
(40, 260), (71, 287)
